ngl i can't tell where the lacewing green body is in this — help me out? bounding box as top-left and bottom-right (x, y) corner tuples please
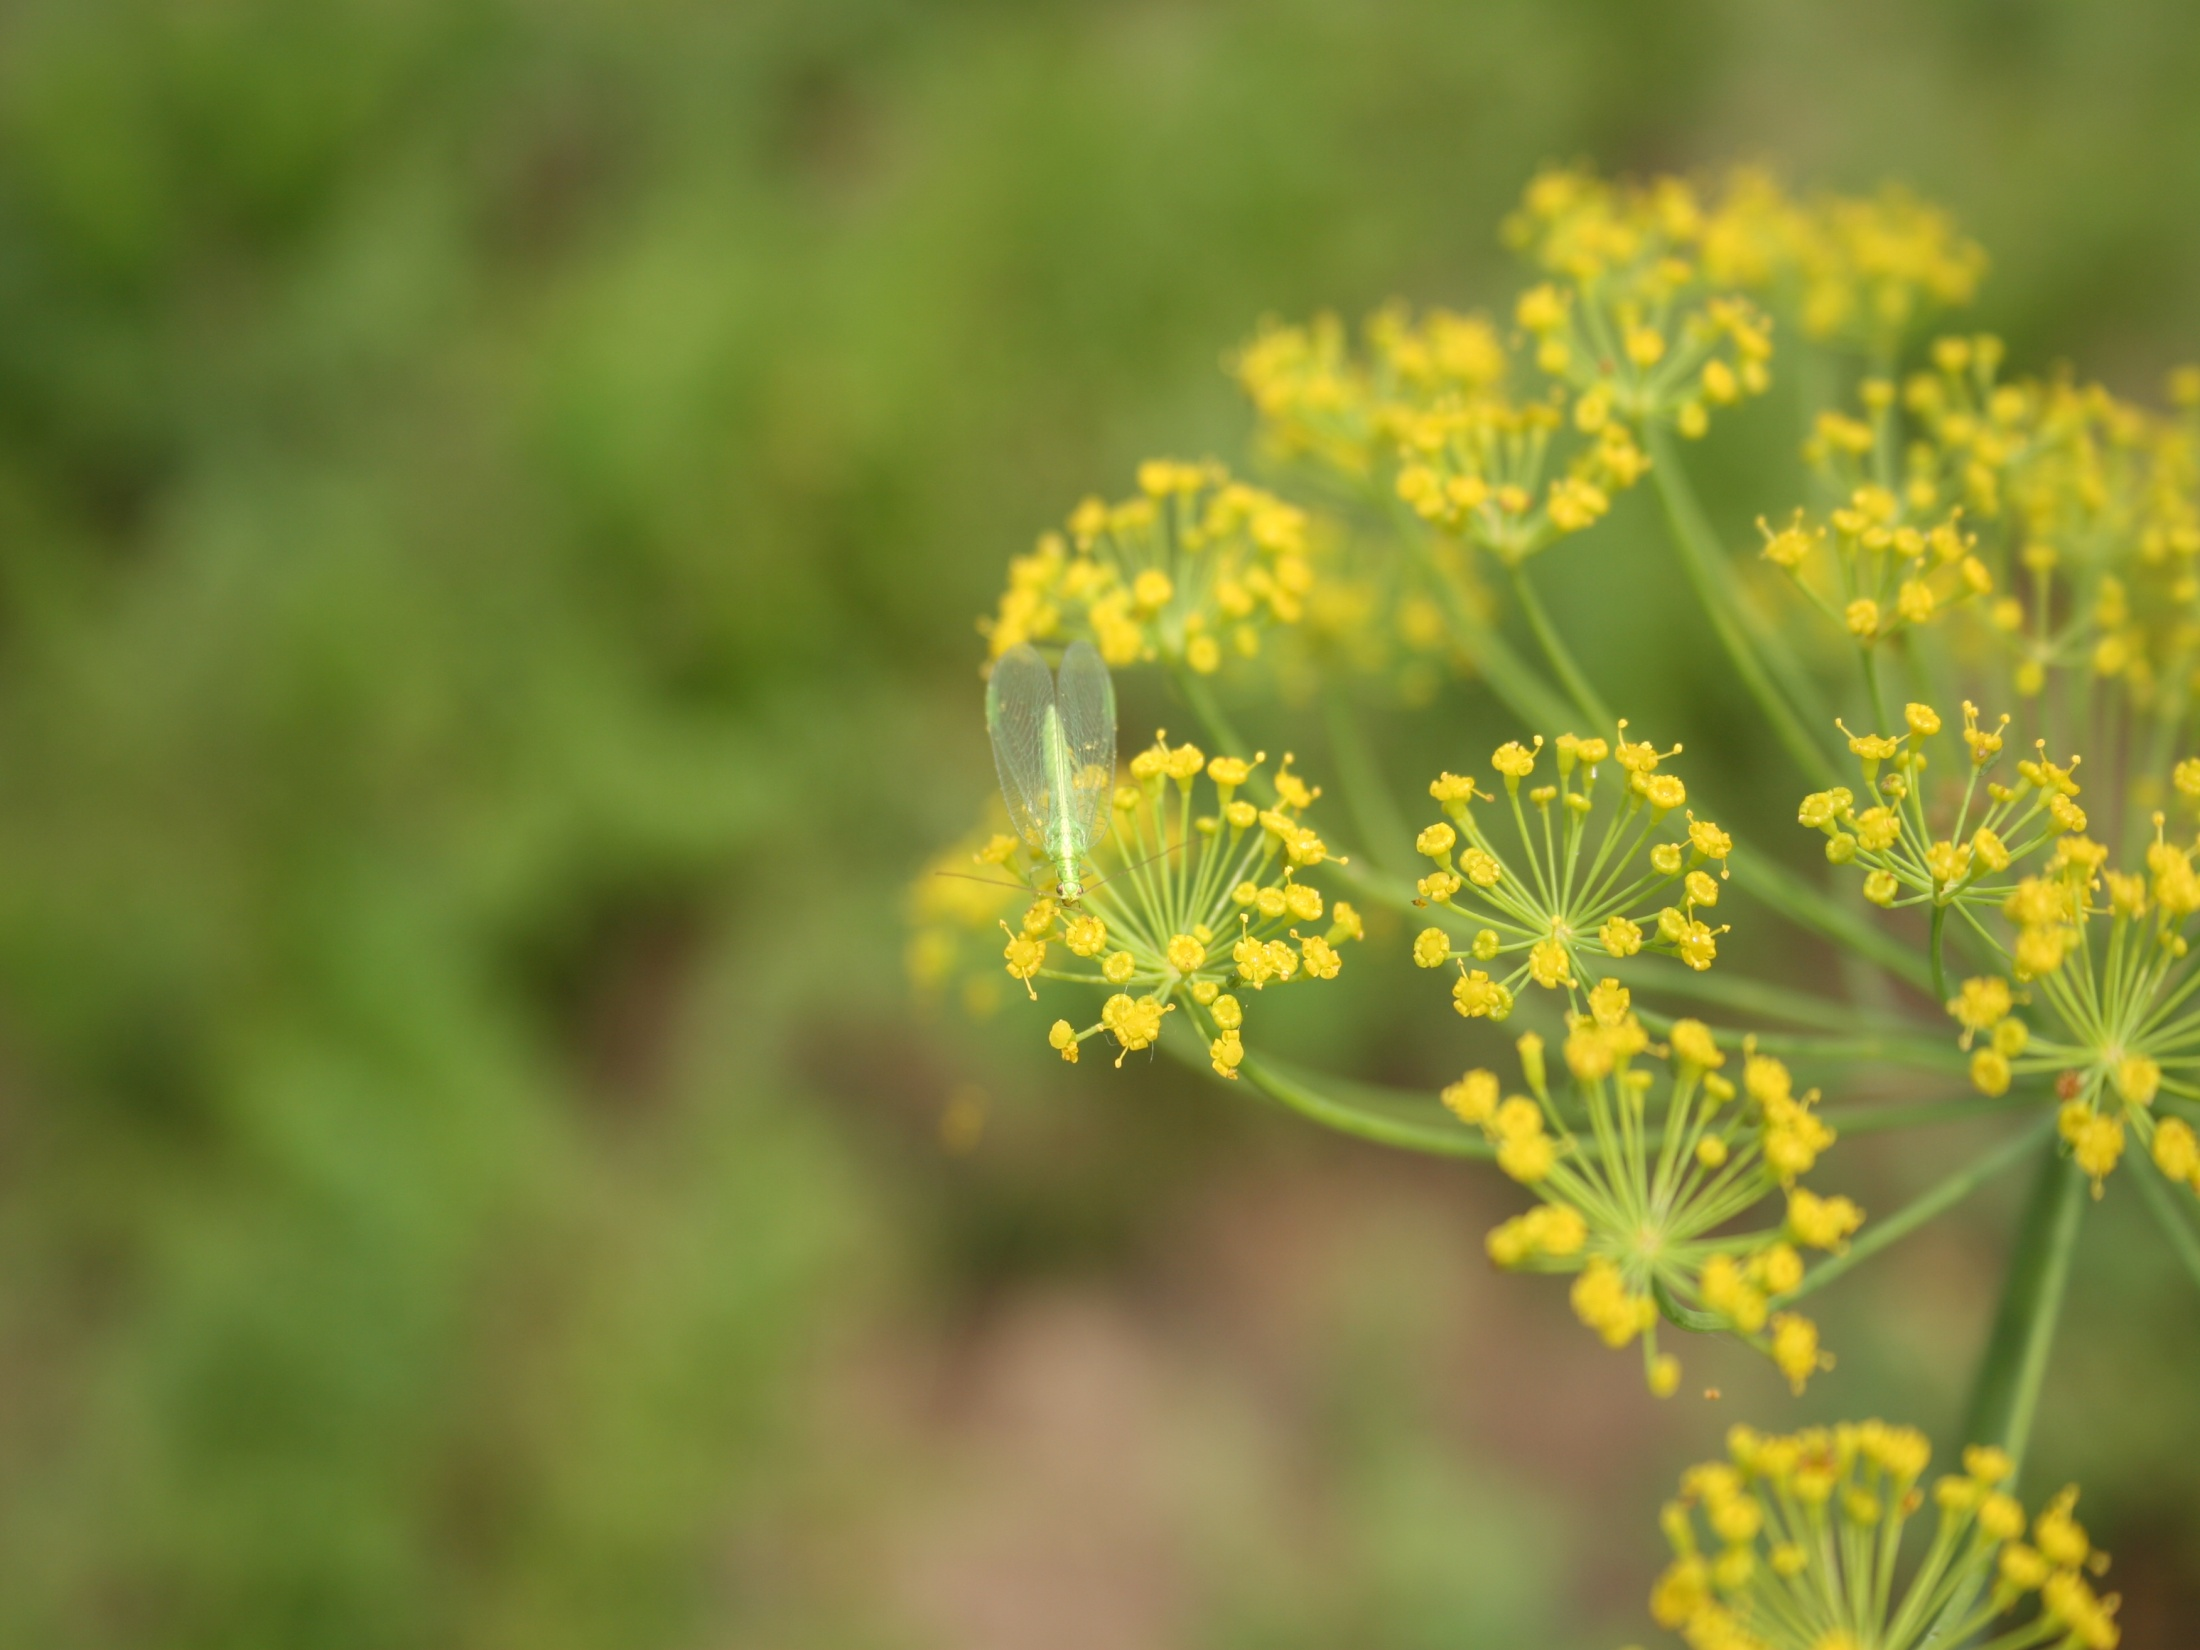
(985, 640), (1117, 901)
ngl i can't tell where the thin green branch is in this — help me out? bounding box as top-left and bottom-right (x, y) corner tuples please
(1323, 696), (1412, 876)
(1772, 1115), (2053, 1306)
(1729, 852), (1935, 993)
(1190, 1037), (1493, 1159)
(1961, 1142), (2087, 1474)
(1631, 1004), (1961, 1069)
(1620, 955), (1887, 1033)
(1173, 668), (1259, 779)
(1324, 851), (1427, 920)
(1644, 425), (1841, 789)
(1422, 567), (1581, 733)
(2130, 1154), (2200, 1295)
(1510, 563), (1615, 729)
(1826, 1096), (2053, 1137)
(1653, 1274), (1727, 1334)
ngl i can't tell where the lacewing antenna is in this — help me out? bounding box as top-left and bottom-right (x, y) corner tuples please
(929, 837), (1182, 901)
(931, 869), (1039, 893)
(1076, 838), (1181, 896)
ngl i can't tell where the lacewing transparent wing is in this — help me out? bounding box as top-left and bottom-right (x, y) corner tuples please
(985, 640), (1118, 882)
(985, 643), (1057, 853)
(1054, 640), (1116, 856)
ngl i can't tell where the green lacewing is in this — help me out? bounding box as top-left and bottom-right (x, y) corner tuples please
(986, 640), (1116, 901)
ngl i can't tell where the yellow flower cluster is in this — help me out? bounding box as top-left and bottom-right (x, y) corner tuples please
(1414, 725), (1730, 1015)
(982, 459), (1315, 675)
(1789, 185), (1989, 351)
(1233, 303), (1650, 682)
(1391, 385), (1651, 566)
(1650, 1425), (2119, 1650)
(1796, 702), (2083, 913)
(1234, 302), (1508, 481)
(1579, 167), (1985, 351)
(1508, 168), (1987, 362)
(1789, 337), (2200, 721)
(1947, 813), (2200, 1197)
(1443, 992), (1853, 1395)
(1501, 167), (1782, 438)
(988, 736), (1357, 1074)
(1758, 489), (1992, 645)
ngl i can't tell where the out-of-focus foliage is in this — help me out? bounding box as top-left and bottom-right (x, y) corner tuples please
(2, 1), (2200, 1647)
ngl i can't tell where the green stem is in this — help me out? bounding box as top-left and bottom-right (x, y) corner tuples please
(1622, 954), (1919, 1034)
(1421, 562), (1580, 733)
(1509, 564), (1614, 729)
(1630, 1004), (1963, 1069)
(1960, 1141), (2087, 1473)
(2131, 1154), (2200, 1295)
(1828, 1096), (2053, 1137)
(1929, 902), (1949, 1006)
(1323, 697), (1411, 875)
(1645, 426), (1841, 789)
(1860, 644), (1892, 734)
(1772, 1116), (2053, 1306)
(1729, 852), (1935, 992)
(1203, 1040), (1494, 1159)
(1653, 1274), (1727, 1334)
(1173, 668), (1255, 772)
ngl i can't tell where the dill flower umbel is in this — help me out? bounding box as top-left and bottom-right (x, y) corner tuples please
(1234, 302), (1509, 483)
(1520, 166), (1988, 359)
(1795, 703), (2082, 916)
(1233, 303), (1650, 681)
(1413, 724), (1730, 1014)
(1445, 996), (1852, 1395)
(1945, 813), (2200, 1199)
(981, 460), (1315, 675)
(1758, 490), (1992, 648)
(1650, 1424), (2120, 1650)
(1503, 166), (1777, 440)
(1788, 337), (2200, 720)
(1233, 299), (1653, 542)
(1390, 383), (1651, 567)
(978, 735), (1357, 1074)
(1784, 185), (1990, 353)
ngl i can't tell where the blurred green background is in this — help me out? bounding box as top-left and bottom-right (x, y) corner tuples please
(2, 1), (2199, 1645)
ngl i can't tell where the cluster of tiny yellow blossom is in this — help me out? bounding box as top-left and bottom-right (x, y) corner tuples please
(1233, 303), (1646, 686)
(1503, 167), (1775, 440)
(1226, 169), (1996, 692)
(1508, 168), (1987, 361)
(981, 460), (1314, 674)
(1650, 1425), (2118, 1650)
(1442, 991), (1853, 1396)
(1795, 703), (2083, 913)
(1413, 725), (1729, 1014)
(984, 736), (1357, 1075)
(1790, 185), (1990, 352)
(1945, 804), (2200, 1198)
(1783, 337), (2200, 732)
(1234, 302), (1509, 482)
(1758, 489), (1992, 646)
(1391, 383), (1652, 565)
(1597, 168), (1986, 352)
